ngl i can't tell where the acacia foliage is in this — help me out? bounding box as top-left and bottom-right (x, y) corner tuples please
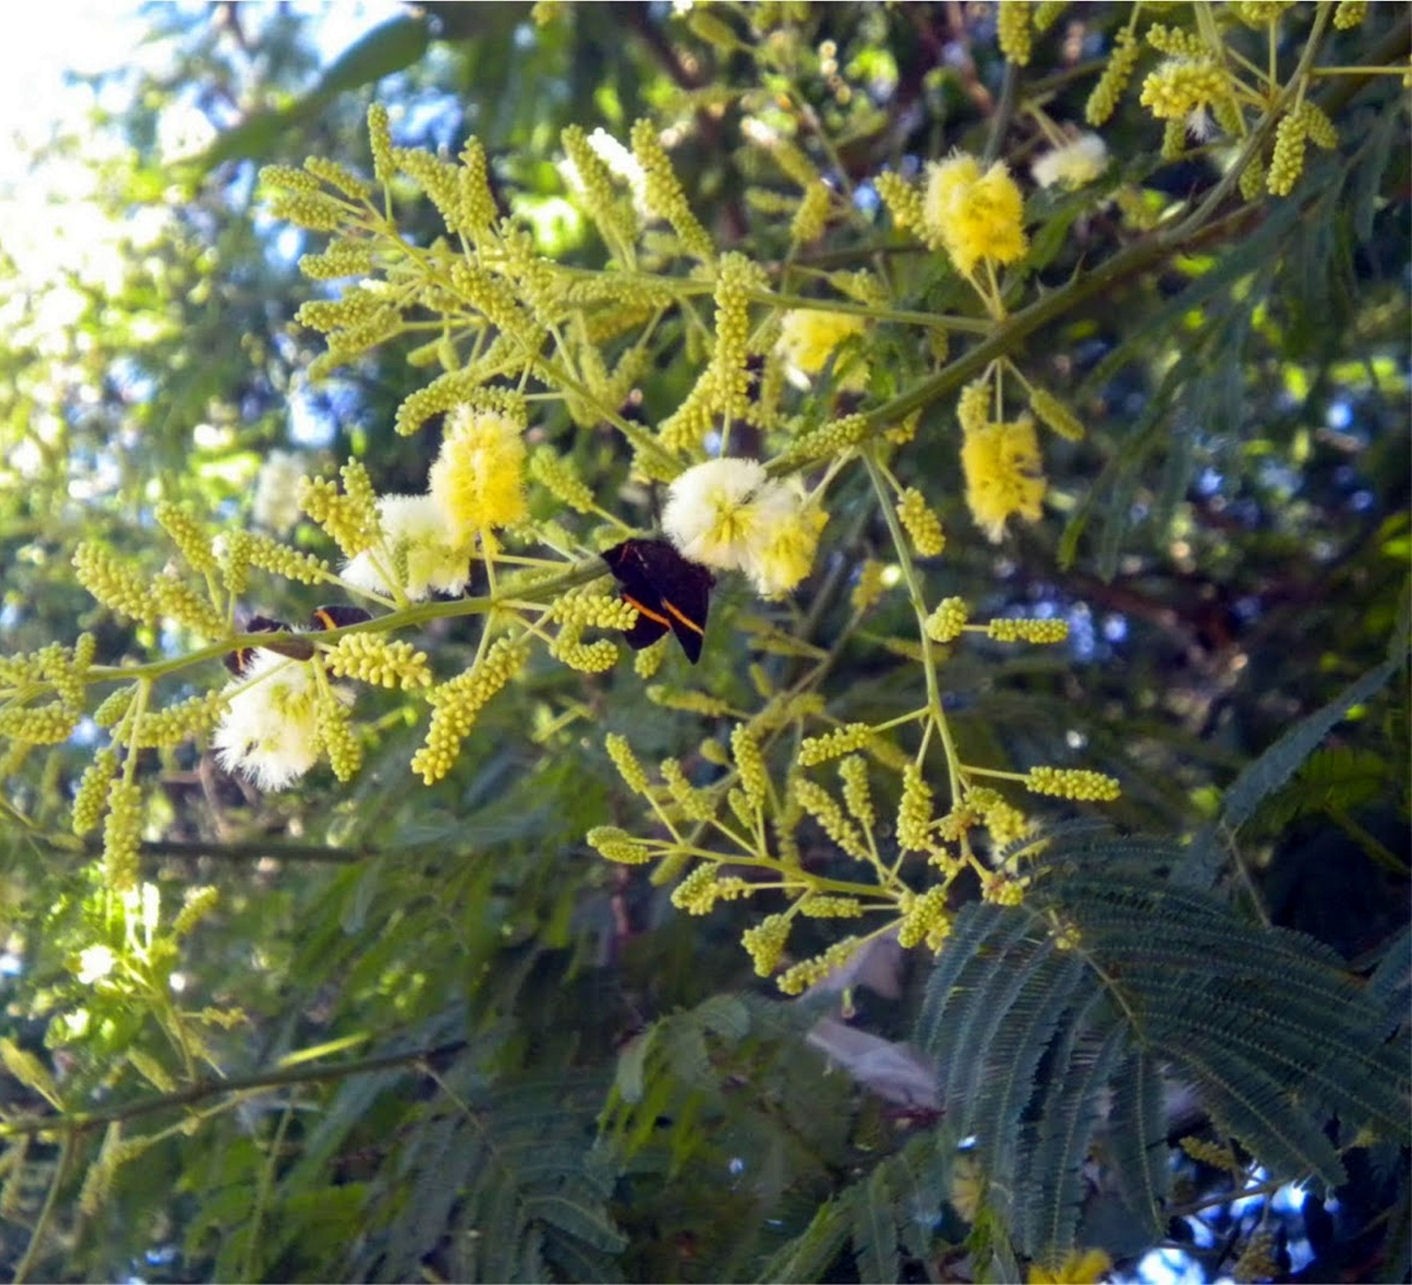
(0, 3), (1407, 1281)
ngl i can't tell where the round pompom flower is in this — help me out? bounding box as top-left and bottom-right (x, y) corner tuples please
(212, 651), (324, 790)
(662, 457), (768, 570)
(923, 154), (1029, 275)
(741, 478), (828, 598)
(960, 416), (1047, 541)
(428, 405), (527, 541)
(1030, 134), (1109, 190)
(342, 494), (475, 601)
(775, 309), (868, 390)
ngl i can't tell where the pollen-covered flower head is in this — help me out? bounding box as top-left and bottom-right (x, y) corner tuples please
(1030, 133), (1109, 190)
(923, 154), (1029, 275)
(960, 415), (1047, 542)
(776, 309), (868, 390)
(742, 478), (829, 598)
(428, 404), (527, 541)
(342, 493), (474, 601)
(212, 650), (323, 790)
(662, 457), (768, 570)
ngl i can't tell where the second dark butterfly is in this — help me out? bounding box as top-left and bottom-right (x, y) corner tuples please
(601, 538), (714, 664)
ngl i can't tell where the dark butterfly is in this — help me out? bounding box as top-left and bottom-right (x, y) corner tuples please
(601, 538), (714, 664)
(224, 605), (372, 676)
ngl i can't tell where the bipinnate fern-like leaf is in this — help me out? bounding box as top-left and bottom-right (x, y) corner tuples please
(355, 1067), (625, 1283)
(1177, 655), (1398, 889)
(754, 1133), (955, 1285)
(916, 838), (1411, 1263)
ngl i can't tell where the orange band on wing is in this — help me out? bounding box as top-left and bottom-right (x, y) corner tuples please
(312, 609), (336, 631)
(662, 599), (705, 636)
(622, 594), (671, 629)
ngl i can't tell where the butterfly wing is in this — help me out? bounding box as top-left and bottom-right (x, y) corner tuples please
(311, 605), (373, 631)
(603, 539), (712, 662)
(602, 540), (673, 651)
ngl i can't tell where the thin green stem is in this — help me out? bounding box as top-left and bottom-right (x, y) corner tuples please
(12, 1130), (75, 1284)
(861, 449), (962, 804)
(0, 1041), (467, 1141)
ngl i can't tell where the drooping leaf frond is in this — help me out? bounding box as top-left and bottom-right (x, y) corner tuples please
(352, 1066), (626, 1283)
(917, 834), (1411, 1262)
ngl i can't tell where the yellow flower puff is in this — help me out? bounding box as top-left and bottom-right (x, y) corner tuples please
(428, 404), (527, 541)
(1028, 1248), (1113, 1284)
(775, 308), (868, 390)
(742, 478), (828, 598)
(1030, 133), (1109, 190)
(342, 494), (476, 601)
(960, 415), (1046, 542)
(662, 456), (769, 570)
(923, 154), (1028, 276)
(213, 650), (336, 790)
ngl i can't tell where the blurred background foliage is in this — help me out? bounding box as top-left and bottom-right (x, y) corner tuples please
(0, 2), (1406, 1281)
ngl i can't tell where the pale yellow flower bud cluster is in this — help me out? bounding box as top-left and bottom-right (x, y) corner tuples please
(997, 2), (1032, 66)
(222, 531), (330, 589)
(587, 825), (654, 864)
(837, 755), (874, 831)
(1085, 28), (1140, 127)
(790, 181), (831, 245)
(710, 253), (768, 421)
(605, 732), (650, 795)
(798, 895), (863, 919)
(925, 597), (969, 644)
(0, 703), (78, 746)
(798, 723), (873, 766)
(898, 884), (951, 950)
(874, 171), (924, 238)
(896, 488), (946, 558)
(297, 461), (380, 559)
(560, 124), (637, 255)
(794, 778), (869, 861)
(645, 685), (733, 717)
(730, 724), (768, 811)
(73, 749), (119, 836)
(410, 638), (529, 785)
(671, 865), (753, 915)
(897, 764), (936, 853)
(774, 412), (869, 470)
(316, 689), (363, 782)
(967, 786), (1031, 846)
(72, 544), (223, 638)
(102, 779), (143, 892)
(987, 617), (1070, 645)
(980, 871), (1027, 906)
(777, 935), (859, 995)
(530, 448), (596, 514)
(1029, 387), (1086, 442)
(1333, 0), (1366, 28)
(742, 913), (791, 978)
(132, 692), (227, 749)
(1024, 766), (1122, 802)
(155, 502), (217, 576)
(1268, 102), (1338, 196)
(322, 635), (432, 690)
(630, 119), (715, 262)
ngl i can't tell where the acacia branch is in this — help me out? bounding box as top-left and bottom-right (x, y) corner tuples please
(0, 1041), (468, 1141)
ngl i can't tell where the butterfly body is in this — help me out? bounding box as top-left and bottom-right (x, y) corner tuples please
(225, 606), (372, 675)
(601, 538), (714, 664)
